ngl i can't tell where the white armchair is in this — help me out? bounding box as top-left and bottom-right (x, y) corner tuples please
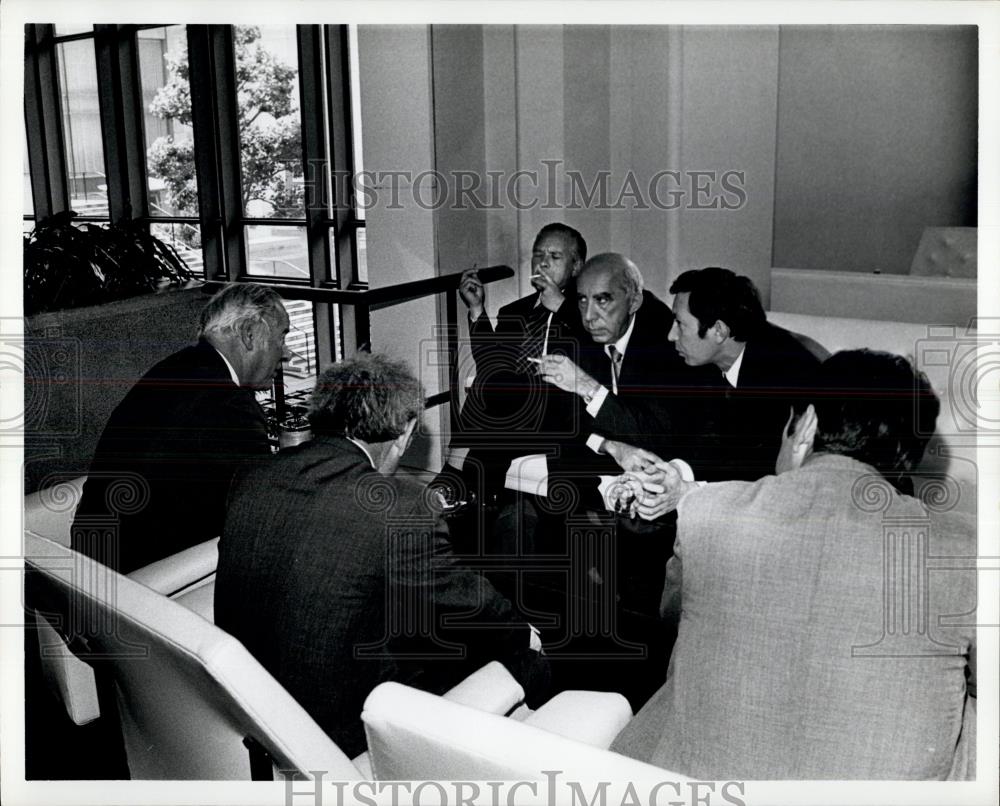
(25, 531), (364, 780)
(25, 476), (222, 724)
(362, 678), (675, 782)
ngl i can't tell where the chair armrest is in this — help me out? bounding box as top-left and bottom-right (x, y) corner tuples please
(441, 661), (525, 715)
(523, 690), (632, 749)
(127, 538), (219, 596)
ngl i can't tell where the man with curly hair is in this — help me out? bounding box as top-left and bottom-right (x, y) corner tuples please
(215, 353), (547, 757)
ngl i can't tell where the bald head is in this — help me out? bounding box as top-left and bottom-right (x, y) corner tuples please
(576, 253), (645, 344)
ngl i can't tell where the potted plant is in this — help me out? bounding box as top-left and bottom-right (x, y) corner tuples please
(24, 211), (197, 316)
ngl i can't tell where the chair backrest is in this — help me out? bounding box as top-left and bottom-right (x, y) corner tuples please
(24, 474), (87, 547)
(25, 473), (224, 725)
(362, 680), (686, 782)
(909, 226), (977, 278)
(24, 531), (362, 781)
(765, 311), (978, 517)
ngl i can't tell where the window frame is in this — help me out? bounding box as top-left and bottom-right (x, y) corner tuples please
(24, 22), (367, 374)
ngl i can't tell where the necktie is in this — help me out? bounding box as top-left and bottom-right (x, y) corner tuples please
(517, 306), (550, 373)
(608, 345), (622, 393)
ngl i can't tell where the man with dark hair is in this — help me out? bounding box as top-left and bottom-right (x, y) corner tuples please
(215, 354), (547, 758)
(451, 222), (589, 504)
(666, 266), (820, 481)
(73, 282), (289, 572)
(603, 266), (820, 485)
(611, 350), (976, 780)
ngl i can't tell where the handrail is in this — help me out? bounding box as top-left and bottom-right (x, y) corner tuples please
(204, 264), (517, 431)
(200, 265), (513, 307)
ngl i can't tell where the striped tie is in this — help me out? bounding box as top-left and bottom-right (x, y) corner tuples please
(608, 345), (622, 393)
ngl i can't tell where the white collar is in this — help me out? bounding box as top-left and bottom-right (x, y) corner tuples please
(723, 344), (746, 387)
(212, 346), (240, 386)
(605, 313), (637, 361)
(346, 436), (377, 469)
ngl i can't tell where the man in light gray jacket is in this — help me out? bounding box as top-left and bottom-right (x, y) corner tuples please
(611, 349), (976, 779)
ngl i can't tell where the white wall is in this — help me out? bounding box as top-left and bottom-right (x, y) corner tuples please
(356, 24), (977, 468)
(357, 25), (443, 470)
(772, 26), (977, 274)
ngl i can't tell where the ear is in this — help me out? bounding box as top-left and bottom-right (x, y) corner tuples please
(237, 318), (257, 351)
(789, 404), (818, 466)
(628, 291), (643, 315)
(399, 417), (418, 447)
(711, 319), (730, 343)
(776, 404), (817, 474)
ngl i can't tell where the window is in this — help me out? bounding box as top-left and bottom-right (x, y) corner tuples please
(139, 25), (201, 271)
(24, 23), (365, 391)
(55, 32), (108, 219)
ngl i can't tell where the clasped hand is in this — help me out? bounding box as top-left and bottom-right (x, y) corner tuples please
(604, 449), (697, 521)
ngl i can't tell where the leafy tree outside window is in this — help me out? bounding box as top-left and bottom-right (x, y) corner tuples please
(147, 25), (305, 248)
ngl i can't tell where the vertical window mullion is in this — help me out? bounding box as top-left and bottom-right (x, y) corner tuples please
(325, 25), (358, 287)
(93, 24), (148, 223)
(296, 25), (336, 369)
(24, 24), (69, 219)
(325, 25), (368, 357)
(186, 25), (224, 280)
(212, 25), (247, 281)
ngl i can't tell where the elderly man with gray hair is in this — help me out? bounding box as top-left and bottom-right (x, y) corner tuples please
(536, 253), (707, 488)
(73, 282), (290, 572)
(216, 353), (548, 758)
(531, 252), (705, 707)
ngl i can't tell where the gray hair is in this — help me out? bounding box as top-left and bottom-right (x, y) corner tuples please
(582, 252), (645, 300)
(308, 354), (425, 443)
(198, 283), (284, 338)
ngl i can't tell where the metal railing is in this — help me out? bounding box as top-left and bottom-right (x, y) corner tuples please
(202, 264), (515, 427)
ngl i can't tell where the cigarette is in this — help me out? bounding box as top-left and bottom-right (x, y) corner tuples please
(526, 357), (542, 364)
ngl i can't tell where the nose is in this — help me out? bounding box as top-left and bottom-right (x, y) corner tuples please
(668, 321), (679, 342)
(583, 301), (598, 324)
(282, 343), (292, 360)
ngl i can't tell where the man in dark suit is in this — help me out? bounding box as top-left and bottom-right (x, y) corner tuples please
(536, 253), (713, 496)
(450, 223), (589, 505)
(215, 354), (547, 758)
(602, 267), (821, 494)
(664, 266), (822, 482)
(535, 253), (705, 706)
(72, 283), (289, 573)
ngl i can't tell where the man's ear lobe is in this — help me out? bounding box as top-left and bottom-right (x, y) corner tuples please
(238, 319), (257, 350)
(712, 320), (730, 342)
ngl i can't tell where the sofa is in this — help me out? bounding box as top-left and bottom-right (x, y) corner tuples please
(768, 310), (978, 519)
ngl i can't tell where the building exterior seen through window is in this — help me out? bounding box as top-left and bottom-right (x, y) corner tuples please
(24, 23), (368, 393)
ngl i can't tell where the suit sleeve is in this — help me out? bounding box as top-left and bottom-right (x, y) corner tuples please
(389, 497), (550, 700)
(468, 310), (497, 371)
(589, 388), (680, 454)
